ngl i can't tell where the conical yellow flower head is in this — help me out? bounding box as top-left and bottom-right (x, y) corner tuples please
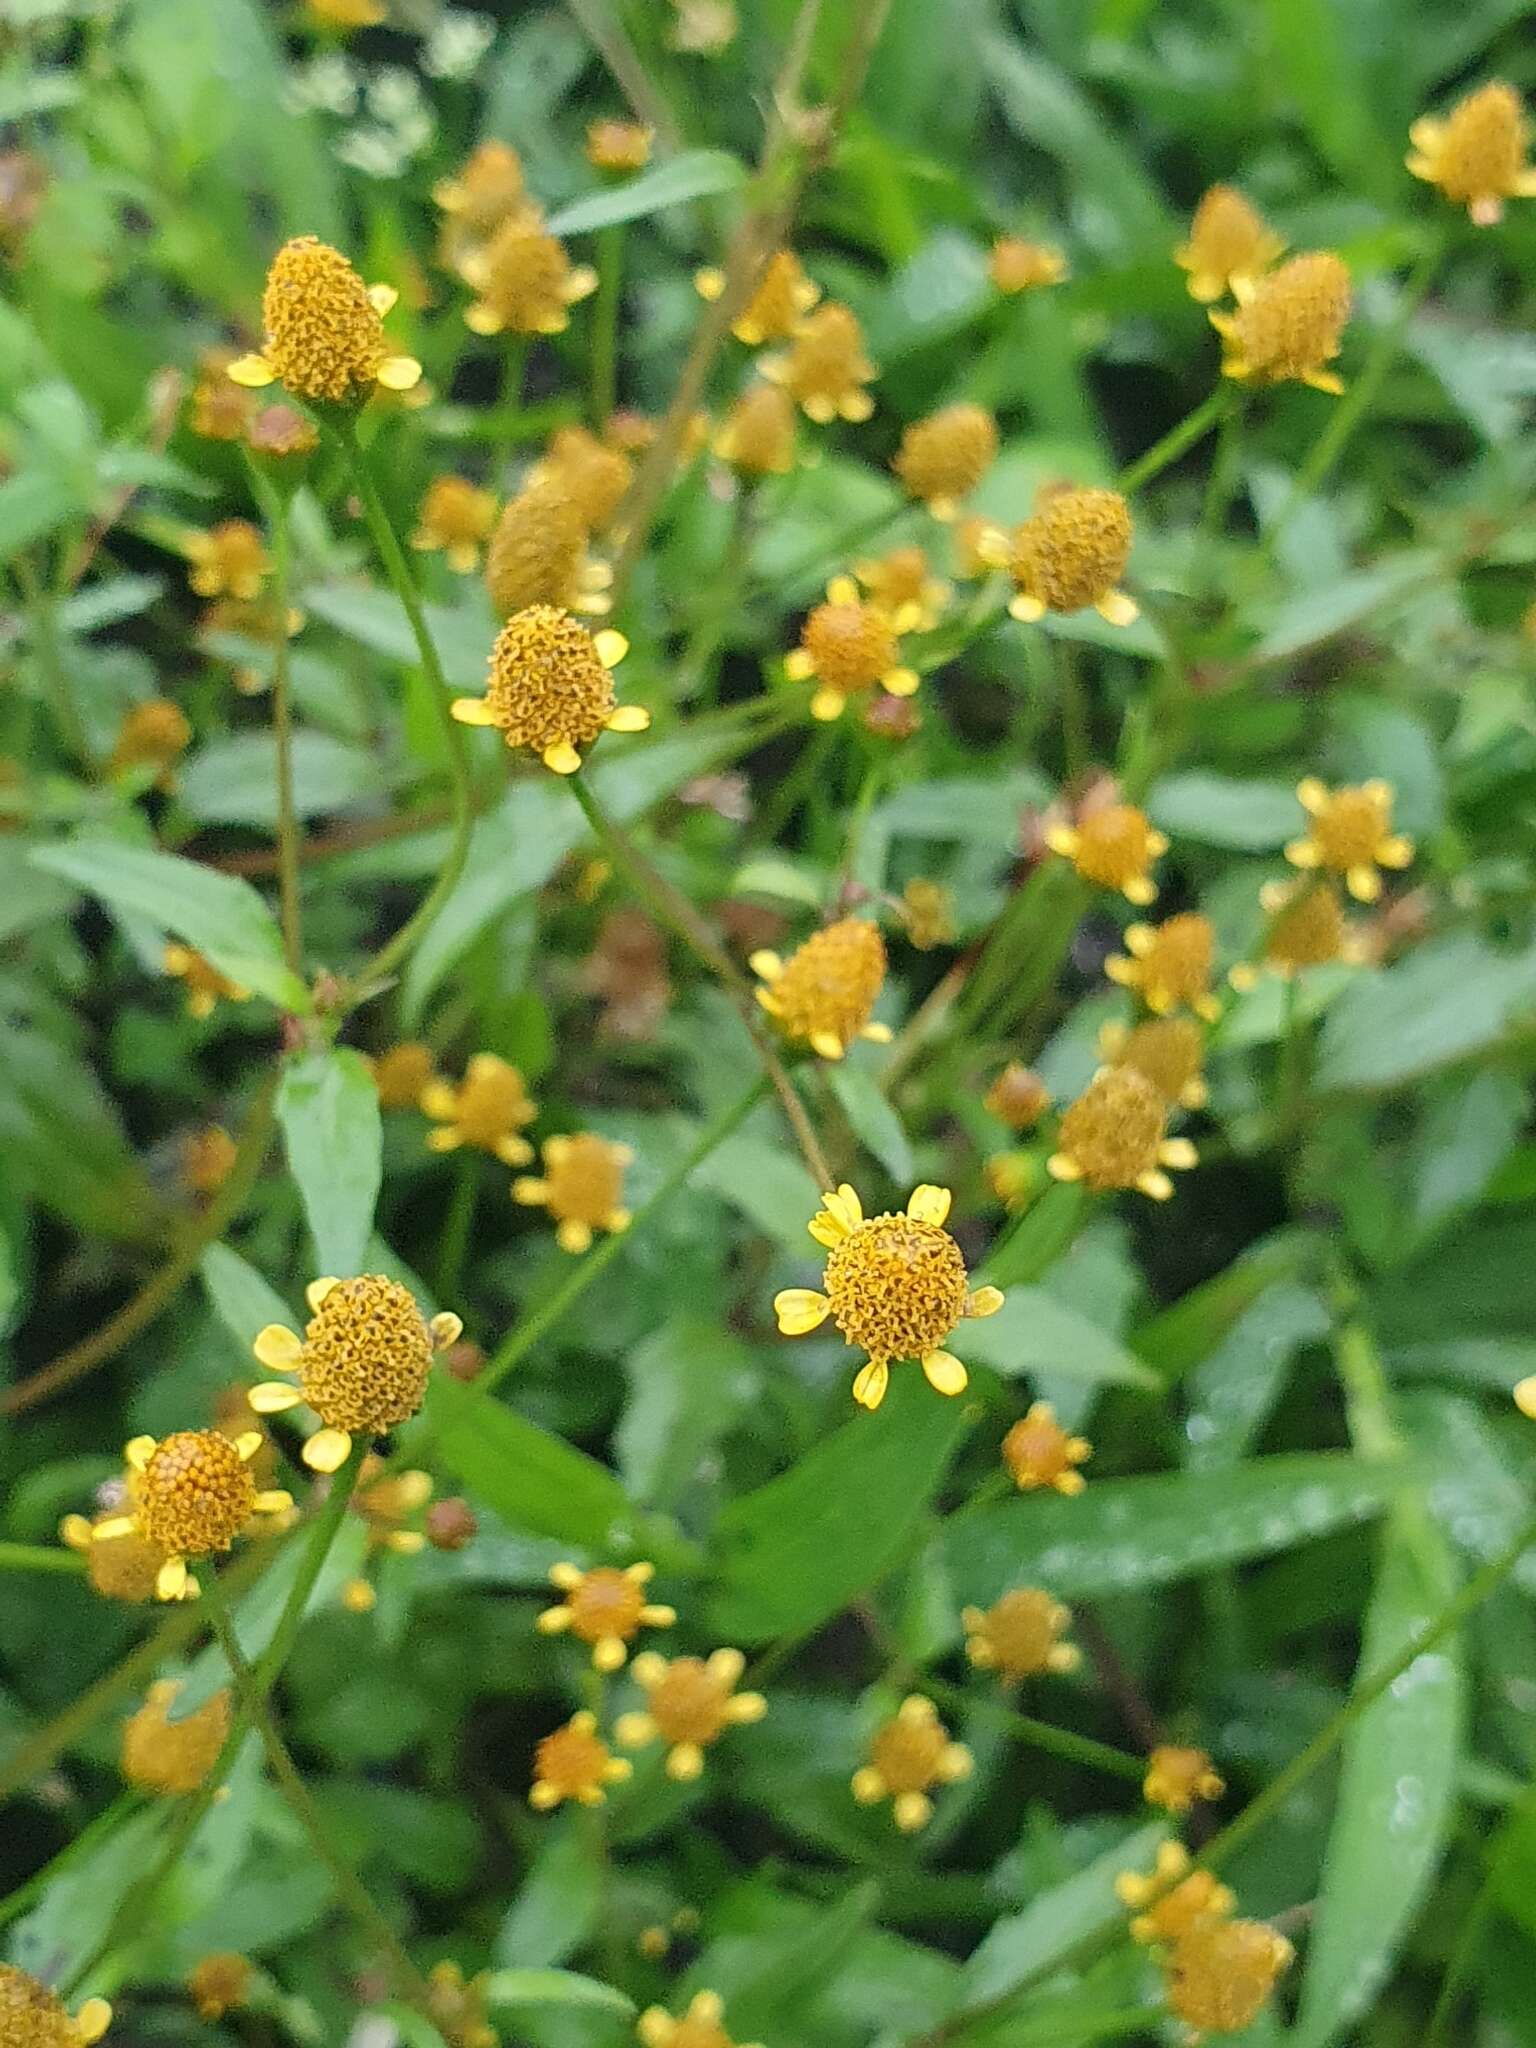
(1046, 803), (1167, 905)
(533, 426), (633, 531)
(1145, 1742), (1225, 1813)
(702, 245), (820, 344)
(1116, 1841), (1236, 1947)
(787, 587), (912, 721)
(587, 118), (652, 174)
(1211, 251), (1351, 393)
(963, 1588), (1080, 1681)
(122, 1679), (232, 1794)
(774, 1183), (1004, 1410)
(410, 475), (497, 573)
(714, 382), (797, 475)
(1102, 1015), (1207, 1110)
(463, 224), (596, 336)
(530, 1709), (632, 1809)
(752, 916), (890, 1058)
(1050, 1066), (1196, 1199)
(1006, 487), (1136, 625)
(435, 140), (530, 239)
(1408, 80), (1536, 224)
(989, 237), (1068, 293)
(0, 1965), (110, 2047)
(239, 236), (417, 404)
(892, 403), (998, 517)
(1167, 1916), (1292, 2035)
(537, 1560), (674, 1669)
(427, 1961), (498, 2048)
(1285, 777), (1413, 901)
(1174, 185), (1284, 302)
(454, 606), (646, 774)
(137, 1429), (258, 1559)
(1002, 1401), (1091, 1494)
(852, 1694), (972, 1831)
(109, 699), (191, 781)
(616, 1648), (767, 1779)
(515, 1132), (635, 1253)
(1254, 878), (1352, 975)
(485, 481), (606, 618)
(761, 302), (876, 423)
(63, 1510), (168, 1602)
(1106, 912), (1221, 1017)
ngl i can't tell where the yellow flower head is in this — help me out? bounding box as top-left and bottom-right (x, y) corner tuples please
(1050, 1065), (1197, 1199)
(228, 236), (421, 404)
(1005, 486), (1137, 625)
(452, 605), (647, 775)
(1229, 877), (1358, 990)
(760, 301), (877, 423)
(462, 223), (597, 336)
(180, 1124), (239, 1198)
(1116, 1841), (1236, 1948)
(1145, 1742), (1225, 1814)
(1174, 185), (1284, 303)
(962, 1588), (1080, 1682)
(94, 1429), (290, 1600)
(537, 1560), (676, 1670)
(428, 1961), (499, 2048)
(852, 1694), (972, 1832)
(586, 118), (653, 174)
(250, 1274), (463, 1472)
(187, 1955), (252, 2023)
(900, 877), (955, 951)
(0, 1965), (110, 2047)
(1210, 251), (1351, 394)
(1166, 1916), (1293, 2038)
(61, 1504), (168, 1604)
(186, 519), (269, 602)
(1001, 1401), (1091, 1494)
(1099, 1015), (1208, 1111)
(109, 698), (191, 784)
(853, 544), (950, 632)
(616, 1647), (767, 1778)
(1106, 912), (1221, 1018)
(751, 915), (892, 1059)
(893, 402), (999, 518)
(985, 1062), (1050, 1130)
(784, 578), (919, 721)
(420, 1053), (537, 1164)
(639, 1990), (760, 2048)
(1046, 803), (1167, 905)
(515, 1132), (635, 1253)
(697, 246), (820, 345)
(989, 236), (1068, 293)
(532, 425), (635, 532)
(485, 479), (612, 618)
(529, 1708), (632, 1809)
(121, 1678), (232, 1794)
(190, 347), (255, 441)
(410, 475), (497, 573)
(774, 1182), (1004, 1411)
(713, 381), (798, 476)
(1408, 80), (1536, 224)
(368, 1039), (437, 1110)
(985, 1150), (1037, 1213)
(1284, 777), (1413, 901)
(435, 140), (531, 242)
(308, 0), (384, 25)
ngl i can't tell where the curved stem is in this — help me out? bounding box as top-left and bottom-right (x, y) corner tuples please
(920, 1675), (1144, 1784)
(1116, 388), (1229, 494)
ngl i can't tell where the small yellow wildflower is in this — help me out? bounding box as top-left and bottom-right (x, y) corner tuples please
(91, 1429), (290, 1601)
(61, 1497), (168, 1604)
(537, 1560), (675, 1671)
(514, 1133), (634, 1253)
(759, 301), (876, 423)
(1145, 1743), (1225, 1814)
(369, 1040), (438, 1110)
(1116, 1841), (1236, 1947)
(853, 544), (950, 632)
(180, 1124), (239, 1198)
(420, 1052), (537, 1164)
(1408, 80), (1536, 224)
(228, 235), (420, 403)
(434, 141), (531, 240)
(0, 1965), (110, 2047)
(1046, 803), (1167, 905)
(1099, 1016), (1208, 1111)
(186, 519), (269, 602)
(985, 1150), (1037, 1213)
(774, 1182), (1004, 1411)
(697, 246), (820, 345)
(428, 1961), (498, 2048)
(485, 479), (612, 617)
(1050, 1065), (1197, 1200)
(1001, 1402), (1091, 1494)
(893, 403), (999, 519)
(529, 1709), (632, 1809)
(1004, 486), (1137, 626)
(901, 878), (955, 951)
(411, 475), (497, 573)
(616, 1647), (767, 1778)
(586, 118), (653, 174)
(784, 577), (919, 721)
(1106, 912), (1221, 1018)
(1174, 185), (1284, 303)
(308, 0), (384, 25)
(247, 401), (320, 457)
(713, 381), (798, 475)
(451, 605), (647, 775)
(249, 1274), (463, 1472)
(1166, 1916), (1293, 2039)
(342, 1460), (433, 1612)
(1210, 251), (1351, 394)
(989, 236), (1068, 293)
(109, 698), (191, 785)
(1284, 777), (1414, 902)
(639, 1990), (760, 2048)
(963, 1588), (1080, 1682)
(187, 1955), (252, 2022)
(530, 425), (634, 532)
(852, 1695), (972, 1832)
(985, 1062), (1050, 1130)
(1230, 877), (1358, 989)
(190, 347), (255, 440)
(751, 916), (892, 1059)
(121, 1679), (232, 1793)
(462, 222), (596, 337)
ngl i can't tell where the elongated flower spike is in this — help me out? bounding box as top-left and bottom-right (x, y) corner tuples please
(0, 1964), (111, 2046)
(1407, 80), (1536, 224)
(752, 917), (892, 1059)
(784, 578), (920, 721)
(536, 1560), (675, 1671)
(1049, 1065), (1197, 1200)
(514, 1133), (634, 1253)
(852, 1694), (972, 1831)
(1284, 777), (1414, 902)
(485, 479), (613, 617)
(228, 235), (421, 403)
(1210, 251), (1351, 394)
(92, 1430), (291, 1601)
(452, 605), (648, 775)
(249, 1274), (462, 1472)
(615, 1647), (767, 1778)
(1003, 486), (1137, 626)
(892, 402), (999, 519)
(774, 1182), (1004, 1411)
(1174, 185), (1284, 302)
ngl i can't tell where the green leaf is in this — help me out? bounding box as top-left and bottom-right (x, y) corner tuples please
(1291, 1513), (1465, 2047)
(825, 1061), (912, 1183)
(1250, 555), (1433, 666)
(199, 1242), (298, 1349)
(864, 230), (992, 362)
(1256, 0), (1394, 200)
(0, 469), (79, 554)
(1184, 1282), (1331, 1469)
(276, 1049), (382, 1278)
(545, 149), (746, 237)
(958, 1287), (1160, 1390)
(1132, 1230), (1319, 1381)
(943, 1453), (1410, 1606)
(427, 1372), (636, 1550)
(29, 838), (309, 1013)
(484, 1968), (636, 2017)
(1314, 932), (1536, 1093)
(0, 1018), (159, 1245)
(494, 1814), (603, 1969)
(303, 580), (495, 688)
(617, 1316), (749, 1511)
(178, 731), (389, 827)
(709, 1371), (971, 1643)
(1147, 773), (1301, 851)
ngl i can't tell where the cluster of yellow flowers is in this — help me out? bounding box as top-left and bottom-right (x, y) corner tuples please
(1116, 1836), (1292, 2041)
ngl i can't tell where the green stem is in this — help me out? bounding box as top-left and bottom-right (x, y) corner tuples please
(479, 1072), (770, 1393)
(920, 1675), (1144, 1783)
(590, 225), (623, 428)
(0, 1542), (87, 1573)
(267, 494), (303, 972)
(1198, 390), (1247, 541)
(1055, 636), (1089, 784)
(494, 338), (529, 493)
(1116, 388), (1229, 494)
(0, 1794), (144, 1932)
(15, 553), (91, 765)
(678, 485), (754, 700)
(434, 1151), (480, 1303)
(335, 420), (474, 995)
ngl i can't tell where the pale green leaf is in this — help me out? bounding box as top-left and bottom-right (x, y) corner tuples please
(276, 1048), (382, 1277)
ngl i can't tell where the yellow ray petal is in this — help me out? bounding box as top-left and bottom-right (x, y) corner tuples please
(303, 1427), (353, 1472)
(851, 1357), (889, 1410)
(906, 1184), (952, 1227)
(921, 1349), (968, 1395)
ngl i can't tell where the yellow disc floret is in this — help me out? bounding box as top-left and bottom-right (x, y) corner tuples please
(892, 403), (999, 517)
(1100, 1016), (1207, 1110)
(638, 1990), (757, 2048)
(989, 237), (1068, 293)
(616, 1648), (767, 1779)
(136, 1429), (258, 1560)
(1046, 802), (1167, 905)
(784, 578), (919, 720)
(1407, 79), (1536, 224)
(121, 1679), (232, 1795)
(421, 1053), (537, 1164)
(186, 520), (270, 601)
(531, 426), (633, 532)
(752, 916), (891, 1058)
(697, 245), (820, 345)
(1174, 185), (1284, 302)
(1001, 1401), (1092, 1494)
(529, 1709), (632, 1809)
(452, 605), (647, 775)
(1145, 1743), (1226, 1814)
(714, 382), (797, 475)
(1005, 487), (1136, 625)
(1116, 1841), (1236, 1947)
(760, 302), (876, 423)
(1210, 251), (1351, 394)
(1165, 1916), (1293, 2037)
(1050, 1065), (1197, 1199)
(411, 475), (497, 573)
(484, 480), (609, 617)
(462, 223), (596, 337)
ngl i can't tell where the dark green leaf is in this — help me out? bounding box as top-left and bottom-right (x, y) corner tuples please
(545, 150), (746, 236)
(276, 1049), (382, 1278)
(427, 1373), (636, 1551)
